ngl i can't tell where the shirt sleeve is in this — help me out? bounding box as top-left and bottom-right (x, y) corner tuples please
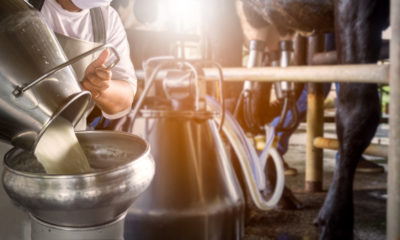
(102, 7), (137, 119)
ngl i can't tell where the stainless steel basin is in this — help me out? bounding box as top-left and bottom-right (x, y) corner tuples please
(2, 131), (155, 228)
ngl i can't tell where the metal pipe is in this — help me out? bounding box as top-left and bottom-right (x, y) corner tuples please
(388, 0), (400, 237)
(135, 64), (389, 84)
(313, 137), (388, 158)
(305, 35), (325, 193)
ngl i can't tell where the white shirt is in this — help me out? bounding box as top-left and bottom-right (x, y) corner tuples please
(41, 0), (136, 119)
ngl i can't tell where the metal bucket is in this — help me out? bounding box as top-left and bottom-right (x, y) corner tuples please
(0, 1), (91, 150)
(125, 110), (245, 240)
(2, 131), (155, 227)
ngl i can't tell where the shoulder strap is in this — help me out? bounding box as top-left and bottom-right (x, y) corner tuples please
(30, 0), (106, 43)
(90, 7), (106, 43)
(28, 0), (45, 10)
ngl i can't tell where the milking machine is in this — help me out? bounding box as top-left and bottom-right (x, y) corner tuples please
(234, 39), (267, 133)
(0, 2), (155, 239)
(123, 57), (245, 239)
(123, 55), (285, 239)
(235, 39), (299, 134)
(273, 40), (299, 132)
(227, 39), (298, 208)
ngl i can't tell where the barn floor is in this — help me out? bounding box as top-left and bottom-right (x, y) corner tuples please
(243, 122), (388, 240)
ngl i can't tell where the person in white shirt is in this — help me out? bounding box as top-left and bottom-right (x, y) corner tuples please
(36, 0), (136, 127)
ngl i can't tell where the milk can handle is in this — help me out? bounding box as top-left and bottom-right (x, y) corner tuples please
(12, 44), (120, 96)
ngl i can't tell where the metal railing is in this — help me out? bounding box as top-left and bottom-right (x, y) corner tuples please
(136, 63), (389, 84)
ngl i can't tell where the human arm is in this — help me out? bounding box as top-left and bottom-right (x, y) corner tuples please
(81, 49), (134, 116)
(83, 7), (136, 119)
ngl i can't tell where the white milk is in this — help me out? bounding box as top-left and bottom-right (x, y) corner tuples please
(34, 117), (92, 174)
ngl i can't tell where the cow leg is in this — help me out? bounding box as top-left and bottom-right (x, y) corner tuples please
(314, 0), (388, 239)
(315, 83), (380, 239)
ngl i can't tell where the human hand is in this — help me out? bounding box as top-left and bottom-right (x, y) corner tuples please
(81, 49), (112, 99)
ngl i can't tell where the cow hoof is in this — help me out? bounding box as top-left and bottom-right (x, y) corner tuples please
(313, 209), (353, 240)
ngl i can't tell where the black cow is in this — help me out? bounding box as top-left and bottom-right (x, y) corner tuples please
(240, 0), (389, 239)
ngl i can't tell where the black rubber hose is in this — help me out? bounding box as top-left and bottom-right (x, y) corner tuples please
(243, 89), (264, 133)
(275, 98), (289, 131)
(275, 97), (299, 132)
(286, 98), (299, 132)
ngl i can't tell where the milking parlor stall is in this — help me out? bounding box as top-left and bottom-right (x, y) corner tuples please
(0, 0), (399, 239)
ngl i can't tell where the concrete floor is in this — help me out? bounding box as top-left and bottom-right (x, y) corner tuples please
(243, 122), (388, 240)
